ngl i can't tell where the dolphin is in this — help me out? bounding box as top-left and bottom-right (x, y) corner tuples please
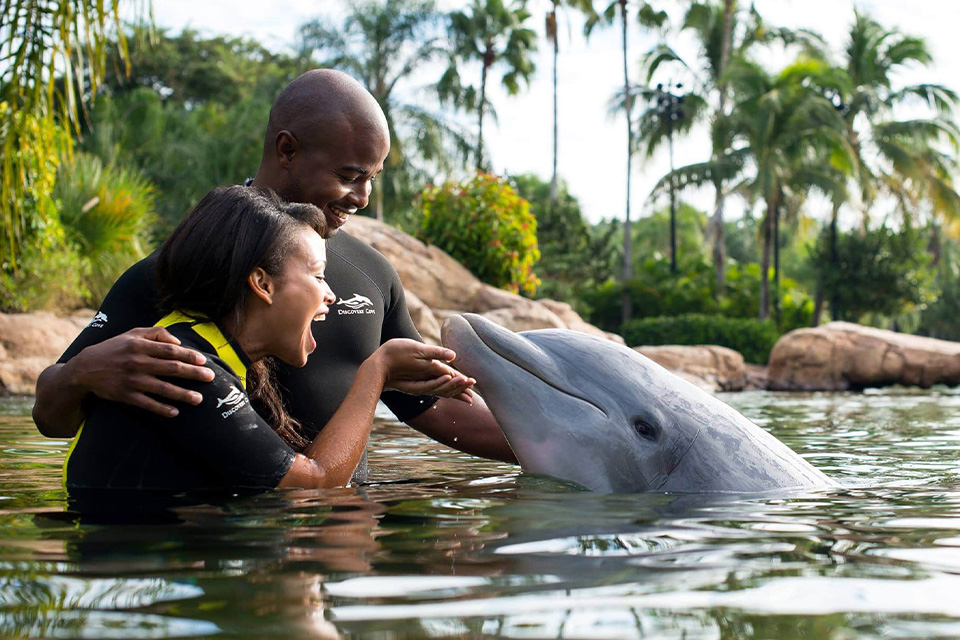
(441, 313), (837, 493)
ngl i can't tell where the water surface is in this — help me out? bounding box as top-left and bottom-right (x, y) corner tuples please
(2, 389), (960, 639)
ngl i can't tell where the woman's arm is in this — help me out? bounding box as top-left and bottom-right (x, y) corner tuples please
(279, 339), (474, 489)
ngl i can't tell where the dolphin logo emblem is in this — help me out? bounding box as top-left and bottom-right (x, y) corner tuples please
(337, 294), (374, 310)
(216, 385), (245, 408)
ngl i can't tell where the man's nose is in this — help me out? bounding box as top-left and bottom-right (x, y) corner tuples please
(323, 283), (336, 305)
(346, 181), (370, 210)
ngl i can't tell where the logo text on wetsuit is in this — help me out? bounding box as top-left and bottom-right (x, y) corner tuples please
(87, 311), (108, 328)
(336, 293), (375, 316)
(217, 385), (248, 419)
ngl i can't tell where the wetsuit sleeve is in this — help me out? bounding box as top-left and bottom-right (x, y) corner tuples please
(378, 268), (439, 422)
(57, 253), (161, 363)
(161, 364), (296, 489)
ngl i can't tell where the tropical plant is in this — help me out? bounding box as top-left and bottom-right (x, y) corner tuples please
(418, 173), (540, 295)
(440, 0), (538, 171)
(511, 173), (597, 302)
(653, 55), (853, 320)
(0, 0), (138, 272)
(54, 152), (156, 304)
(543, 0), (595, 206)
(299, 0), (471, 222)
(621, 313), (780, 363)
(639, 1), (819, 290)
(584, 0), (667, 323)
(809, 223), (937, 323)
(80, 87), (269, 233)
(919, 231), (960, 341)
(821, 11), (960, 318)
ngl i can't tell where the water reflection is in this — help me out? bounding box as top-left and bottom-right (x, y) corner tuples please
(2, 392), (960, 638)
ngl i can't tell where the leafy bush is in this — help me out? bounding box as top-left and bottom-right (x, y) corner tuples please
(582, 258), (813, 334)
(621, 313), (781, 364)
(418, 173), (540, 295)
(54, 153), (156, 305)
(809, 224), (936, 322)
(0, 229), (88, 312)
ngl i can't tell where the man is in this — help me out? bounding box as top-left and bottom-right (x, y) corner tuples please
(33, 69), (516, 469)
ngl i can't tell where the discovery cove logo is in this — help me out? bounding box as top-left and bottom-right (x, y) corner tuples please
(88, 311), (108, 328)
(217, 385), (248, 419)
(336, 293), (376, 316)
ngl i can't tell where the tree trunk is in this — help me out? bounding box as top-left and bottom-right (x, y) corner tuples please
(549, 2), (559, 207)
(773, 202), (781, 326)
(477, 52), (490, 172)
(759, 197), (776, 321)
(375, 182), (384, 221)
(709, 190), (726, 293)
(619, 0), (633, 326)
(812, 286), (824, 327)
(709, 0), (735, 293)
(829, 205), (840, 321)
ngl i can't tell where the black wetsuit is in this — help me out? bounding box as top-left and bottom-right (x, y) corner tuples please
(64, 313), (296, 491)
(58, 230), (437, 476)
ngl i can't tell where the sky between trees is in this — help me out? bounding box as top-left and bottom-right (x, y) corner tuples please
(145, 0), (960, 225)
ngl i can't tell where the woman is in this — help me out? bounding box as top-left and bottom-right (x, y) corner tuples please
(64, 186), (474, 492)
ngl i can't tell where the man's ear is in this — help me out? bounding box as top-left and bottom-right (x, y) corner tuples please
(248, 267), (275, 305)
(275, 130), (299, 167)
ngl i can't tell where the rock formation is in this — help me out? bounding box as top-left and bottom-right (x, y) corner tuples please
(768, 321), (960, 391)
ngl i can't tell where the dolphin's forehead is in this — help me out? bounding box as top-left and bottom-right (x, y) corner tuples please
(520, 330), (686, 408)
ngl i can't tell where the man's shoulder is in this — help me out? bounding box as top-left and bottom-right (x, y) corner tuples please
(327, 229), (399, 279)
(112, 251), (160, 295)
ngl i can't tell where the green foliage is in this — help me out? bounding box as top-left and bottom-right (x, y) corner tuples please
(0, 0), (138, 269)
(440, 0), (538, 169)
(810, 224), (937, 322)
(582, 257), (813, 334)
(54, 152), (156, 305)
(510, 174), (615, 303)
(80, 88), (268, 234)
(920, 234), (960, 340)
(104, 27), (302, 106)
(0, 238), (87, 312)
(621, 314), (780, 364)
(419, 173), (540, 295)
(299, 0), (472, 224)
(631, 201), (708, 264)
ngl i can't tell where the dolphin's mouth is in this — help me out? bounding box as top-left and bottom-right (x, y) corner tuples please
(451, 315), (608, 419)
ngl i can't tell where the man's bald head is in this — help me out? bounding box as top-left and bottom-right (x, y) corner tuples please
(262, 69), (389, 156)
(252, 69), (391, 235)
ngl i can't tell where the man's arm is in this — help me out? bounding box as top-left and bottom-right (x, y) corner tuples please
(406, 395), (517, 464)
(32, 255), (215, 439)
(33, 327), (215, 438)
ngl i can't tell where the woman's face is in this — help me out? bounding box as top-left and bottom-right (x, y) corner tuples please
(268, 228), (336, 367)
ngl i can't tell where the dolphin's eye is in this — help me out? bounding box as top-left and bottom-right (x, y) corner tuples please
(633, 419), (660, 442)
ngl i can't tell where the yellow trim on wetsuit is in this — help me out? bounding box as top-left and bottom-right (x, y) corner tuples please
(62, 311), (248, 490)
(155, 311), (247, 389)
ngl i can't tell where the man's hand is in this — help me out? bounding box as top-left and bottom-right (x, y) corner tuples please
(33, 327), (216, 438)
(68, 326), (216, 416)
(374, 338), (476, 403)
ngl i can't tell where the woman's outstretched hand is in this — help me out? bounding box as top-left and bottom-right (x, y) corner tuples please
(373, 338), (476, 404)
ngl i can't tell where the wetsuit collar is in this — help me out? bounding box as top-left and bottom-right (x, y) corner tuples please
(156, 311), (251, 389)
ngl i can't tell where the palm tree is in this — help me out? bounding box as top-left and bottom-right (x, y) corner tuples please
(653, 56), (853, 320)
(584, 0), (667, 324)
(640, 1), (822, 291)
(300, 0), (471, 222)
(544, 0), (595, 207)
(440, 0), (538, 172)
(826, 10), (960, 318)
(0, 1), (138, 270)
